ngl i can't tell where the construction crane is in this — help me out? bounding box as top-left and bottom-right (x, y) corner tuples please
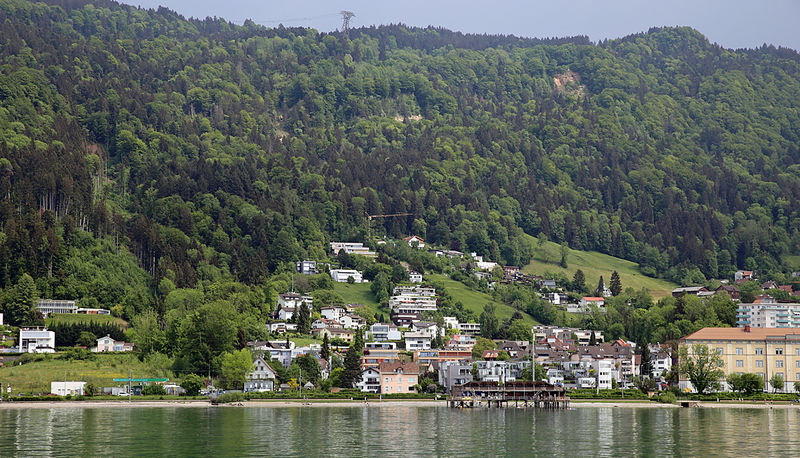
(366, 212), (412, 240)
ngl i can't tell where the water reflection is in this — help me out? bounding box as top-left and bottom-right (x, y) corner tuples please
(1, 406), (800, 456)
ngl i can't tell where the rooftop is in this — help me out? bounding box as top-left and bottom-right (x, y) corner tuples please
(682, 327), (800, 341)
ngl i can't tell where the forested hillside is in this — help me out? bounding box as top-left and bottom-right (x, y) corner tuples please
(2, 0), (800, 317)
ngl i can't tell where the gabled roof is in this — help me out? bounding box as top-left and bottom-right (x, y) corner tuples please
(379, 361), (419, 374)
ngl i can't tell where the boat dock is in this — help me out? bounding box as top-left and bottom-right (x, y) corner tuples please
(447, 381), (569, 409)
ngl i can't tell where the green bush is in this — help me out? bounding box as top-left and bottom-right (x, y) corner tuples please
(142, 384), (166, 396)
(658, 392), (677, 404)
(568, 389), (648, 399)
(212, 392), (246, 404)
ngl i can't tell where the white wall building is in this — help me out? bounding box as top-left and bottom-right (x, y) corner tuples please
(736, 303), (800, 328)
(36, 299), (77, 317)
(321, 306), (347, 321)
(296, 260), (318, 275)
(389, 285), (437, 313)
(19, 328), (56, 353)
(51, 381), (86, 396)
(592, 359), (613, 390)
(330, 242), (376, 257)
(330, 269), (364, 283)
(366, 323), (402, 341)
(409, 271), (423, 283)
(404, 332), (432, 351)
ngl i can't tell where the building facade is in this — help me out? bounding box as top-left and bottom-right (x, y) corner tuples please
(680, 327), (800, 392)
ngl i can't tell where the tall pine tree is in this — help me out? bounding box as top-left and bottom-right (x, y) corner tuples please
(572, 269), (586, 293)
(595, 276), (606, 297)
(610, 271), (622, 296)
(321, 333), (330, 362)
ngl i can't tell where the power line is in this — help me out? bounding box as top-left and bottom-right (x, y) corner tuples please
(226, 12), (341, 25)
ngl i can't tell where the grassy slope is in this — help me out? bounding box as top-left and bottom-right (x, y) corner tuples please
(522, 237), (676, 299)
(0, 353), (172, 395)
(45, 313), (129, 328)
(784, 255), (800, 271)
(333, 282), (384, 314)
(333, 277), (536, 325)
(428, 274), (537, 325)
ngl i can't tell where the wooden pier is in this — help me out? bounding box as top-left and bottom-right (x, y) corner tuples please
(447, 381), (569, 409)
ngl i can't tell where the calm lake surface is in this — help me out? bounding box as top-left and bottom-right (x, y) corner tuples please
(1, 405), (799, 456)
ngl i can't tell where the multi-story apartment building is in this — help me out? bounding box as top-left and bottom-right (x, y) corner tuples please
(680, 327), (800, 392)
(388, 285), (438, 313)
(736, 301), (800, 328)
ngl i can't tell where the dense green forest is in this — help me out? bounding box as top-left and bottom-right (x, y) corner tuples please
(1, 0), (800, 371)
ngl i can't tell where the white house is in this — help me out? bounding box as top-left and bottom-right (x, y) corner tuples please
(51, 381), (87, 396)
(592, 359), (613, 389)
(474, 261), (498, 271)
(244, 355), (278, 392)
(36, 299), (77, 318)
(356, 367), (381, 393)
(403, 236), (425, 249)
(579, 297), (605, 308)
(330, 269), (364, 283)
(457, 322), (481, 336)
(339, 314), (366, 329)
(277, 293), (313, 310)
(321, 306), (347, 321)
(296, 260), (318, 275)
(19, 328), (56, 353)
(366, 323), (402, 341)
(94, 335), (134, 352)
(404, 331), (432, 351)
(443, 316), (459, 331)
(330, 242), (376, 257)
(277, 307), (297, 321)
(409, 271), (423, 283)
(268, 322), (298, 334)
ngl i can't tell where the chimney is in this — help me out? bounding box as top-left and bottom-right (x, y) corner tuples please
(744, 325), (751, 332)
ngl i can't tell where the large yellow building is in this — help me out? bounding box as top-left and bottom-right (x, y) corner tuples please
(679, 327), (800, 392)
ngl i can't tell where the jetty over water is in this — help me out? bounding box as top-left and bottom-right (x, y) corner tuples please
(448, 381), (569, 409)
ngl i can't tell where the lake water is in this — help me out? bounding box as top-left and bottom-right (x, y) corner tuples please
(1, 405), (799, 456)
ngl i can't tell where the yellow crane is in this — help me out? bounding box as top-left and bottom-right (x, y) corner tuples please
(366, 212), (412, 240)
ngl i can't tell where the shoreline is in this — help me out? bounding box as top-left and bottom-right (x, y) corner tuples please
(1, 398), (797, 409)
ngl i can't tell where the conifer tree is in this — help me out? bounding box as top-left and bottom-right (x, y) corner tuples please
(321, 333), (330, 362)
(610, 271), (622, 296)
(572, 270), (586, 293)
(595, 276), (606, 297)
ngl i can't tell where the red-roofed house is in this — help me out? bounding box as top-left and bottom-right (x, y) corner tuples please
(579, 297), (605, 308)
(403, 236), (425, 249)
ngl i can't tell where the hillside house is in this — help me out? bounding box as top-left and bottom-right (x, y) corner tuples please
(244, 355), (278, 392)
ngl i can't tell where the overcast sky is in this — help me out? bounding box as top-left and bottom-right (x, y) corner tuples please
(131, 0), (800, 51)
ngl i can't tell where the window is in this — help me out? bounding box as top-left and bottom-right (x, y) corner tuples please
(398, 377), (402, 383)
(756, 360), (764, 368)
(796, 348), (800, 356)
(757, 372), (765, 379)
(776, 348), (784, 355)
(736, 348), (743, 355)
(777, 360), (784, 368)
(777, 372), (784, 379)
(716, 348), (723, 354)
(796, 361), (800, 368)
(409, 377), (415, 383)
(736, 360), (744, 367)
(756, 348), (764, 355)
(385, 377), (389, 383)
